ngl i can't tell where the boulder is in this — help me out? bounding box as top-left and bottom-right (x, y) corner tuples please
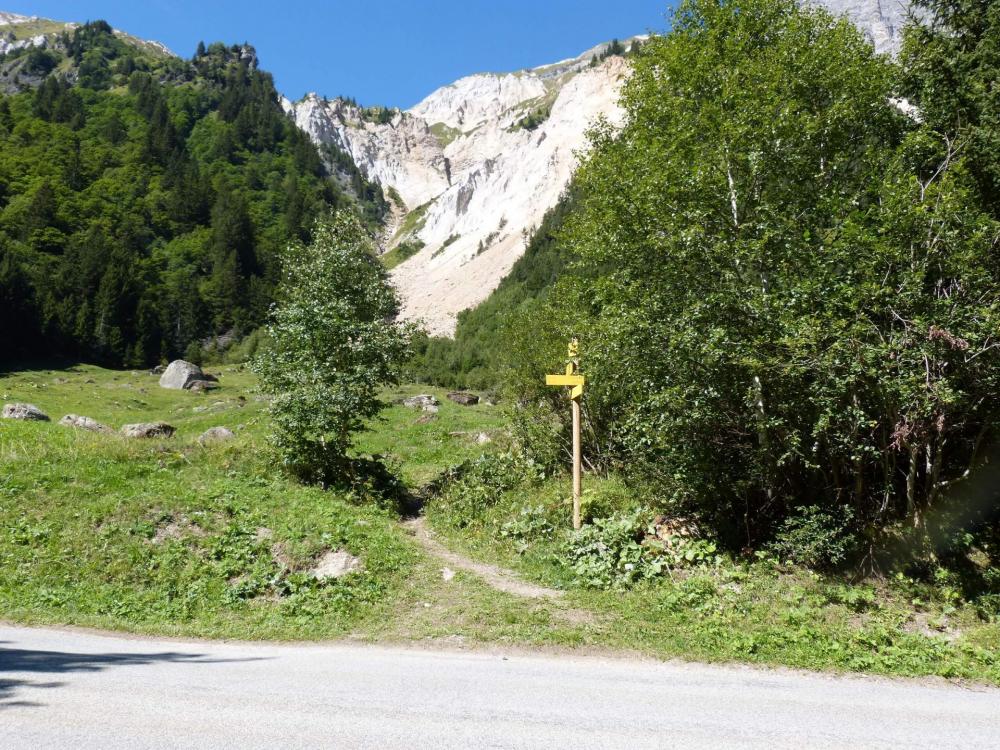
(185, 380), (220, 393)
(59, 414), (112, 433)
(402, 394), (439, 411)
(150, 364), (166, 375)
(120, 422), (175, 439)
(447, 391), (480, 406)
(158, 360), (203, 390)
(198, 426), (235, 445)
(200, 372), (219, 383)
(2, 403), (49, 421)
(311, 549), (363, 580)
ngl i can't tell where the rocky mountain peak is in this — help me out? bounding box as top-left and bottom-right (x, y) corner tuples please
(288, 38), (641, 335)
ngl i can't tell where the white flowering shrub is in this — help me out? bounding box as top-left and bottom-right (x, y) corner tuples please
(252, 212), (413, 483)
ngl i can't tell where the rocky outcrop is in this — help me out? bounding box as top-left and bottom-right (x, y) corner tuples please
(286, 40), (637, 335)
(159, 360), (203, 390)
(0, 12), (175, 60)
(59, 414), (112, 433)
(447, 392), (480, 406)
(402, 395), (440, 412)
(2, 403), (49, 421)
(311, 549), (363, 580)
(198, 426), (235, 444)
(809, 0), (911, 55)
(286, 4), (912, 335)
(120, 422), (175, 439)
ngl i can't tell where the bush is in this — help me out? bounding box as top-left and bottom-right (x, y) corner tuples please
(500, 505), (557, 551)
(252, 213), (413, 483)
(768, 506), (857, 570)
(564, 512), (662, 589)
(434, 451), (547, 529)
(508, 0), (1000, 555)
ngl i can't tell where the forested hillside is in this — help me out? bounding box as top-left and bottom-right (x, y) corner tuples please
(0, 21), (384, 366)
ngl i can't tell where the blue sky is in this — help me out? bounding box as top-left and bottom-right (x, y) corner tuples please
(5, 1), (672, 107)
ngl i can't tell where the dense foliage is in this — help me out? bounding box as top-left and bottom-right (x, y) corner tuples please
(0, 23), (384, 366)
(902, 0), (1000, 221)
(252, 213), (412, 483)
(498, 0), (1000, 566)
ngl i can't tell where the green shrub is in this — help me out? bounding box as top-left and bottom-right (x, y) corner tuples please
(768, 506), (858, 570)
(252, 213), (413, 483)
(434, 451), (547, 529)
(564, 512), (662, 589)
(504, 0), (1000, 558)
(500, 505), (557, 551)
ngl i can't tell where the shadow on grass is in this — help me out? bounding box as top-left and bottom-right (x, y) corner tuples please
(0, 642), (266, 709)
(341, 455), (423, 517)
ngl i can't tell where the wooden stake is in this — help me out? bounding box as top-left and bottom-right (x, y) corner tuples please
(572, 395), (582, 530)
(545, 337), (585, 530)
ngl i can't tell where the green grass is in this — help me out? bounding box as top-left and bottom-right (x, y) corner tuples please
(391, 201), (431, 245)
(429, 121), (463, 148)
(3, 364), (999, 684)
(0, 365), (501, 640)
(0, 365), (414, 638)
(380, 239), (424, 270)
(356, 384), (504, 486)
(4, 18), (70, 42)
(425, 472), (1000, 684)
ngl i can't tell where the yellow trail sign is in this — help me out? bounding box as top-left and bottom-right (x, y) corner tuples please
(544, 374), (584, 386)
(545, 338), (584, 529)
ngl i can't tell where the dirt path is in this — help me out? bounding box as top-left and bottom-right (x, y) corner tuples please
(404, 517), (564, 600)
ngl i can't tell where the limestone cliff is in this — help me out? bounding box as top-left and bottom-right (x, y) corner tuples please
(287, 41), (635, 335)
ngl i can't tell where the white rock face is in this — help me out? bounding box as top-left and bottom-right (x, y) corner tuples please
(0, 12), (37, 26)
(810, 0), (912, 54)
(0, 31), (46, 56)
(409, 73), (548, 132)
(288, 41), (635, 335)
(287, 96), (448, 210)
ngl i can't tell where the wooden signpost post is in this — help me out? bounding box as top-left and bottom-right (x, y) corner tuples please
(545, 338), (584, 530)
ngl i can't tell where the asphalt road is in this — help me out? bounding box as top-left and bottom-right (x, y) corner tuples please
(1, 625), (998, 749)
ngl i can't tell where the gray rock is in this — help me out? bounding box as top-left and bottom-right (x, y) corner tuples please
(447, 391), (480, 406)
(198, 426), (235, 445)
(120, 422), (175, 439)
(403, 394), (439, 411)
(808, 0), (913, 56)
(158, 360), (203, 390)
(59, 414), (112, 433)
(2, 403), (49, 421)
(185, 380), (220, 393)
(150, 364), (166, 375)
(311, 549), (363, 580)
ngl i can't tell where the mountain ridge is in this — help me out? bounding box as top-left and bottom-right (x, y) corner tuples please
(1, 2), (915, 338)
(286, 39), (638, 334)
